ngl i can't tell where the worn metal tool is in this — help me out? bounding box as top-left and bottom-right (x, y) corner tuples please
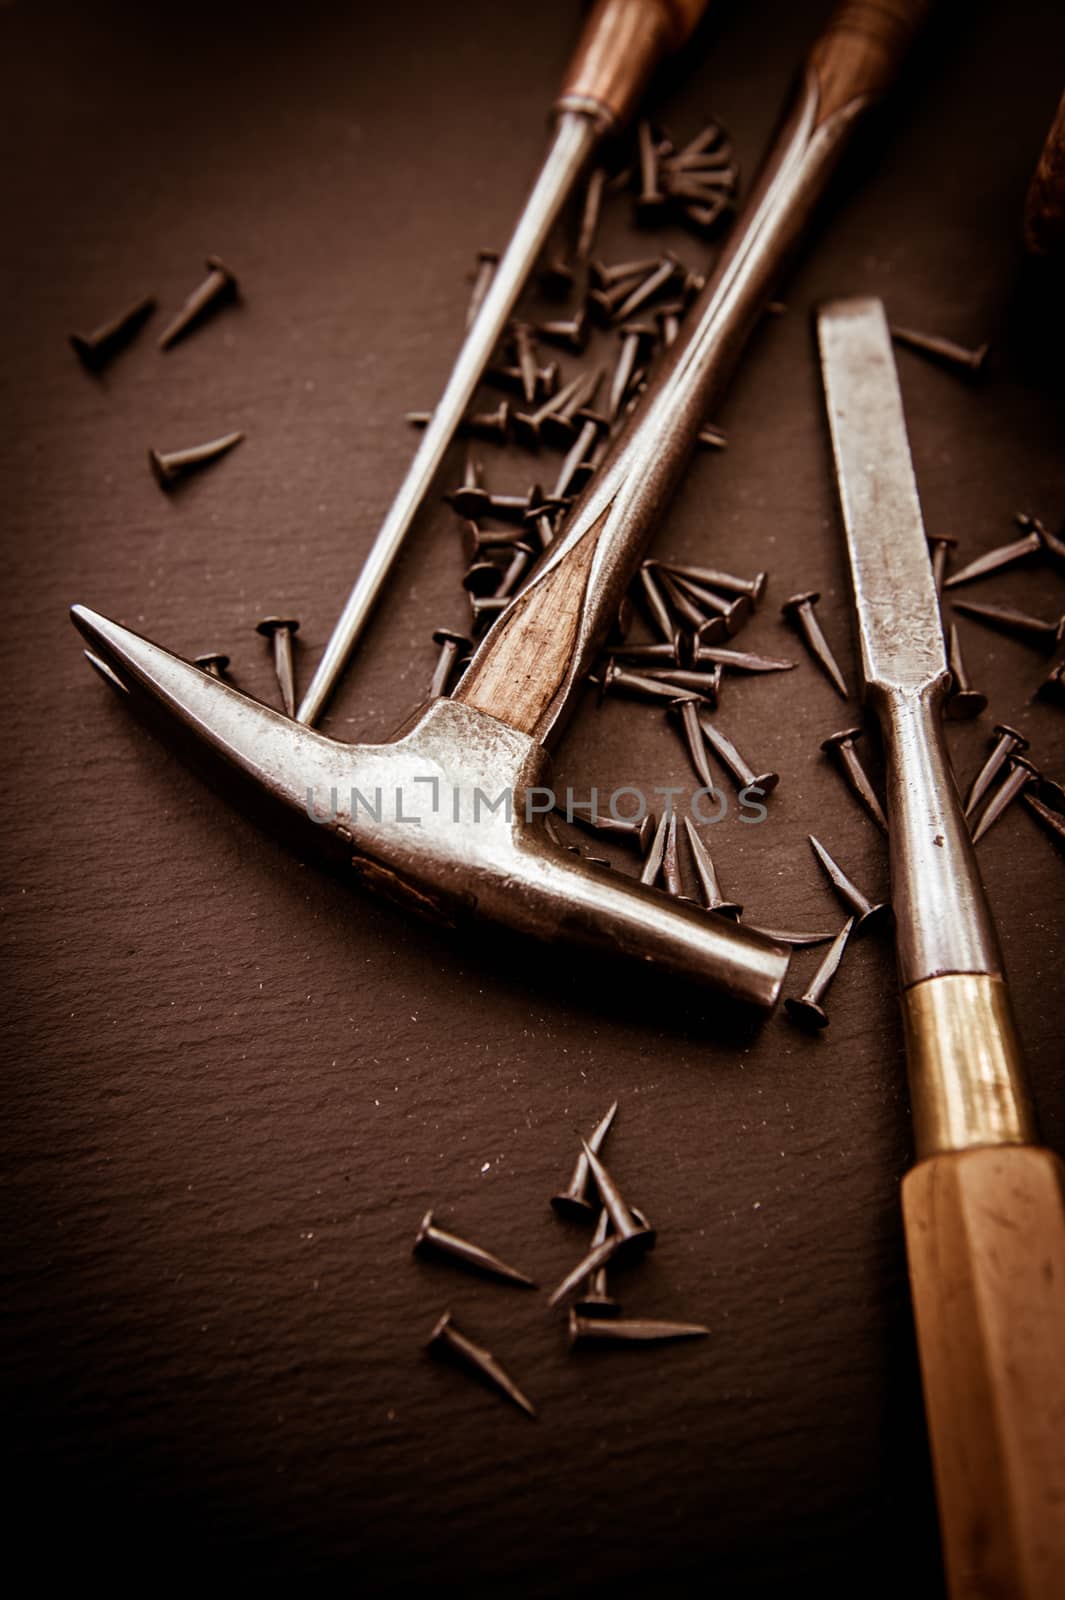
(818, 297), (1065, 1600)
(413, 1209), (537, 1287)
(72, 600), (787, 1007)
(297, 0), (713, 725)
(73, 0), (931, 1007)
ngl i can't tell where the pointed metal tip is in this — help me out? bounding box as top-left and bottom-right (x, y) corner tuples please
(508, 1387), (538, 1419)
(639, 806), (670, 886)
(590, 1099), (620, 1144)
(427, 1310), (537, 1417)
(826, 659), (850, 698)
(71, 603), (118, 655)
(547, 1235), (623, 1308)
(83, 649), (130, 694)
(1023, 791), (1065, 851)
(970, 808), (995, 846)
(71, 606), (183, 699)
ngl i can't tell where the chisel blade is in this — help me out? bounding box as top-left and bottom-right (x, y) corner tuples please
(817, 298), (946, 697)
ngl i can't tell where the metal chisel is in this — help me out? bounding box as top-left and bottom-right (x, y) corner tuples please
(818, 297), (1065, 1600)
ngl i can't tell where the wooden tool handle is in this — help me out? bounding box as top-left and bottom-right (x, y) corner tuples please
(453, 504), (608, 736)
(1024, 89), (1065, 256)
(809, 0), (931, 126)
(558, 0), (711, 127)
(902, 1145), (1065, 1600)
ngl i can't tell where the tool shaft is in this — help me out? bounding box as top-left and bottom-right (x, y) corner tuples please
(456, 0), (929, 745)
(819, 298), (1032, 1153)
(299, 0), (715, 726)
(297, 108), (597, 725)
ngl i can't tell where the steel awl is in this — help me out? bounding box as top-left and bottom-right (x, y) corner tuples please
(818, 297), (1065, 1600)
(297, 0), (713, 725)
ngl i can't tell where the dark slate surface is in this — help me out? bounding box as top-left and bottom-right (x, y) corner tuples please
(3, 0), (1063, 1593)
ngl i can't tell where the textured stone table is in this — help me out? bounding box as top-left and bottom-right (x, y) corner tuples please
(3, 0), (1063, 1591)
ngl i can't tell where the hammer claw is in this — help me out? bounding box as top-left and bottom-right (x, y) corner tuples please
(71, 606), (789, 1010)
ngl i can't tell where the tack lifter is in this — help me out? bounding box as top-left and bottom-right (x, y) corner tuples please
(297, 0), (715, 727)
(72, 0), (928, 1008)
(818, 298), (1065, 1600)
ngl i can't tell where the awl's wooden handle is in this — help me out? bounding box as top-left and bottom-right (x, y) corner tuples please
(809, 0), (931, 126)
(558, 0), (711, 127)
(903, 1144), (1065, 1599)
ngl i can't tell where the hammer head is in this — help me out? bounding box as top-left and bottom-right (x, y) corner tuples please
(71, 606), (788, 1011)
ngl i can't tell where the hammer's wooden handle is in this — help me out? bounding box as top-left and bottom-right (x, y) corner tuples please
(902, 1145), (1065, 1599)
(558, 0), (711, 127)
(453, 505), (609, 736)
(809, 0), (931, 127)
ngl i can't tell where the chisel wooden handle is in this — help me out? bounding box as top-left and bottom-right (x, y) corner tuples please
(558, 0), (711, 127)
(902, 1145), (1065, 1600)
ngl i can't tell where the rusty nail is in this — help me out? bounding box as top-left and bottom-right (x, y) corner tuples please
(414, 1210), (536, 1288)
(964, 723), (1030, 817)
(821, 726), (887, 833)
(784, 917), (855, 1031)
(149, 429), (244, 488)
(255, 615), (300, 717)
(427, 1310), (536, 1417)
(781, 591), (848, 699)
(698, 713), (779, 796)
(808, 836), (890, 935)
(158, 255), (238, 350)
(70, 294), (156, 369)
(684, 817), (742, 919)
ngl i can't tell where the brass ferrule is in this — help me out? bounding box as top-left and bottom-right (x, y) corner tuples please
(901, 974), (1037, 1159)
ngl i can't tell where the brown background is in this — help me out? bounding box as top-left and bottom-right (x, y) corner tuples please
(3, 0), (1064, 1593)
